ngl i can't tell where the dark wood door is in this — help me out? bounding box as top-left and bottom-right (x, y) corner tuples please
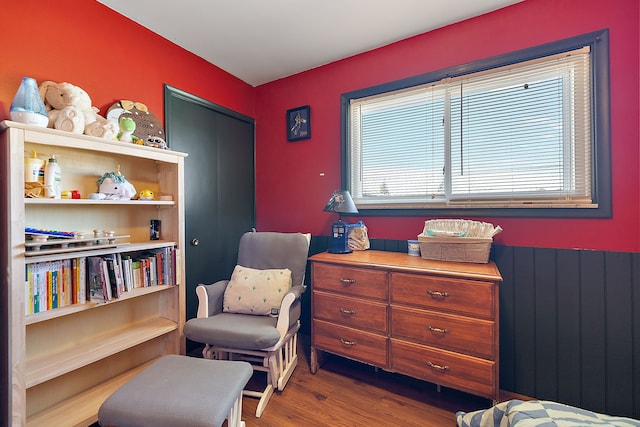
(164, 86), (255, 328)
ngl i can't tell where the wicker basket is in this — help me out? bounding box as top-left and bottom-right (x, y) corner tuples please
(418, 234), (492, 263)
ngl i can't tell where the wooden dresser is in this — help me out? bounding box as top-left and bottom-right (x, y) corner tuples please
(309, 250), (502, 401)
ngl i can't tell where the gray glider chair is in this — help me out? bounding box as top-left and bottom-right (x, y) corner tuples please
(183, 231), (311, 417)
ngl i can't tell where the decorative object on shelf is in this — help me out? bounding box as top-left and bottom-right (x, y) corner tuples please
(10, 77), (49, 127)
(38, 80), (117, 139)
(150, 220), (160, 240)
(323, 189), (359, 254)
(286, 105), (311, 141)
(96, 165), (137, 200)
(107, 100), (167, 148)
(138, 189), (154, 200)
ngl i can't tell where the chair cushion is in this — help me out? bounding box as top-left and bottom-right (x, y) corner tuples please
(184, 312), (281, 350)
(223, 264), (292, 315)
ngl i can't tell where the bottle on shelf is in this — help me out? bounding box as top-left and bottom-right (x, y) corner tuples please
(24, 150), (45, 185)
(44, 155), (62, 198)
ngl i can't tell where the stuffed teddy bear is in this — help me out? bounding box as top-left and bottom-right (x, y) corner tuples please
(38, 81), (118, 139)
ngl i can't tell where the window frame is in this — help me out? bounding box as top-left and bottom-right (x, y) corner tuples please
(340, 29), (611, 218)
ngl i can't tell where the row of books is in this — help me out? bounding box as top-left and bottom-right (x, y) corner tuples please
(25, 258), (86, 315)
(26, 246), (178, 315)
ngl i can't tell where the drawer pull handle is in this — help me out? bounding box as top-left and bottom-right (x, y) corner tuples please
(427, 290), (449, 298)
(339, 308), (357, 315)
(339, 338), (356, 346)
(427, 326), (450, 334)
(339, 278), (357, 285)
(427, 361), (450, 372)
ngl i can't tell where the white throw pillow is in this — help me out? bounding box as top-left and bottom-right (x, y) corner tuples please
(223, 265), (292, 315)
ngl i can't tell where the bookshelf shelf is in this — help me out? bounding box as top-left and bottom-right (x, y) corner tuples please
(26, 316), (177, 388)
(1, 121), (187, 425)
(26, 359), (155, 427)
(25, 240), (176, 262)
(25, 198), (175, 206)
(24, 284), (174, 325)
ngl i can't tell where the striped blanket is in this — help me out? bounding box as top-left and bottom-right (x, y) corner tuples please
(456, 400), (640, 427)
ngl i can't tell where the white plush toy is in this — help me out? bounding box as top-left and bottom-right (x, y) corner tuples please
(38, 81), (118, 139)
(96, 167), (137, 200)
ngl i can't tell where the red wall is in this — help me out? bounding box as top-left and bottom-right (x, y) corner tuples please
(1, 0), (638, 252)
(0, 0), (255, 128)
(255, 0), (640, 252)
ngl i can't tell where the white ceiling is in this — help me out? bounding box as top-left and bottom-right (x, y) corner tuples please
(97, 0), (522, 87)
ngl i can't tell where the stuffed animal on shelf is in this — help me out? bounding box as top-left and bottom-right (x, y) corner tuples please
(116, 115), (141, 144)
(38, 81), (117, 139)
(95, 166), (137, 200)
(107, 100), (166, 148)
(138, 189), (154, 200)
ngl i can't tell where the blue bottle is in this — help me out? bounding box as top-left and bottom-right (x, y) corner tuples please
(10, 77), (49, 127)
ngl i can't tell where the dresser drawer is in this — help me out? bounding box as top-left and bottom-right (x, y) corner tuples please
(313, 319), (388, 367)
(390, 339), (496, 399)
(312, 263), (388, 300)
(391, 272), (495, 318)
(314, 291), (388, 334)
(391, 305), (495, 359)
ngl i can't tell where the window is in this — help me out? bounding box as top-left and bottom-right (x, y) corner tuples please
(341, 30), (610, 218)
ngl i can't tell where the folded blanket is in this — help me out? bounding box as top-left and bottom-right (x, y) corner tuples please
(456, 400), (640, 427)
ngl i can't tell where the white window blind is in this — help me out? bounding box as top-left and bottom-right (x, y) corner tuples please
(349, 46), (593, 209)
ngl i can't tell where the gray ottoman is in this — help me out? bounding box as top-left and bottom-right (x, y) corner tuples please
(98, 355), (253, 427)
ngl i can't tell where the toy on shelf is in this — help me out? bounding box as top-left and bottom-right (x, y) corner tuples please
(25, 227), (75, 238)
(107, 100), (167, 149)
(116, 115), (140, 144)
(138, 189), (154, 200)
(38, 80), (118, 139)
(94, 166), (137, 200)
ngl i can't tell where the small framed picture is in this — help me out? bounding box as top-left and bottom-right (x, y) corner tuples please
(286, 105), (311, 141)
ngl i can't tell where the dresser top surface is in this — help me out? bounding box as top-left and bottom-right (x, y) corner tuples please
(309, 250), (502, 282)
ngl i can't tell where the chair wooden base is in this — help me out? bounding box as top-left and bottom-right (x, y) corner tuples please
(203, 324), (300, 417)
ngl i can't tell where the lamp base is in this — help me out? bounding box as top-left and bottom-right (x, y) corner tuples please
(328, 247), (352, 254)
(328, 221), (351, 254)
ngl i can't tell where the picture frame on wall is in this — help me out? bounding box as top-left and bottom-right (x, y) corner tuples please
(286, 105), (311, 141)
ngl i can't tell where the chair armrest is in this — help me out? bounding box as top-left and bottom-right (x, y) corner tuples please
(195, 280), (228, 318)
(275, 285), (306, 336)
(285, 284), (306, 300)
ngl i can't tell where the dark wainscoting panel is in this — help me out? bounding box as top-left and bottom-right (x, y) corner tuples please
(306, 236), (640, 419)
(495, 246), (640, 419)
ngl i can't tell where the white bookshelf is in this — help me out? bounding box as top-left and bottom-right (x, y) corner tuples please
(1, 121), (187, 426)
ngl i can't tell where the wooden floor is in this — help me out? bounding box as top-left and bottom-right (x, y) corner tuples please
(233, 335), (492, 426)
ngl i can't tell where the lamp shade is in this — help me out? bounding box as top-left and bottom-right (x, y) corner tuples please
(323, 190), (358, 214)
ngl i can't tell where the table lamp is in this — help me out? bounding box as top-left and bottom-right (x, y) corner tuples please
(323, 190), (359, 254)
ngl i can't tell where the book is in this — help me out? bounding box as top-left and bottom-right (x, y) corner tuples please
(121, 256), (132, 292)
(101, 259), (113, 301)
(131, 260), (142, 288)
(105, 257), (120, 299)
(87, 256), (107, 303)
(73, 257), (87, 304)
